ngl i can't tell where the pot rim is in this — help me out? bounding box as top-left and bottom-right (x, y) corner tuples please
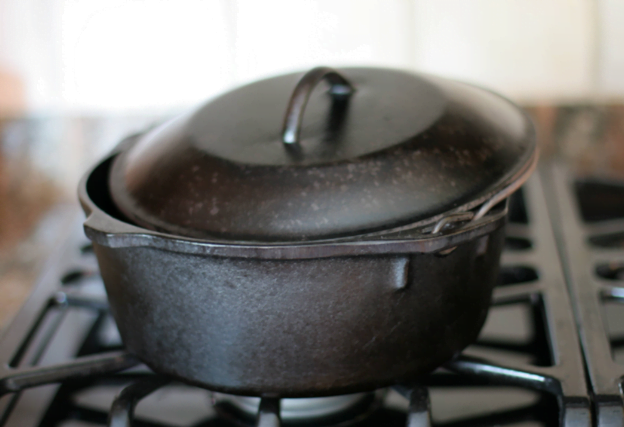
(78, 146), (537, 259)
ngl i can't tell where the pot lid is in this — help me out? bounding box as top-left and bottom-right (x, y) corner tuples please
(109, 66), (536, 242)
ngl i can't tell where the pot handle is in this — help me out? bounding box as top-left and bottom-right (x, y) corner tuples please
(431, 149), (539, 234)
(282, 66), (355, 145)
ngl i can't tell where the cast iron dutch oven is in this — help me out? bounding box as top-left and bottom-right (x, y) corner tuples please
(79, 66), (537, 397)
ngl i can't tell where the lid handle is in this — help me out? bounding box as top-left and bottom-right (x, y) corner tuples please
(282, 67), (355, 145)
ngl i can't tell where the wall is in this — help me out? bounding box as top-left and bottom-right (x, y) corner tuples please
(0, 0), (621, 114)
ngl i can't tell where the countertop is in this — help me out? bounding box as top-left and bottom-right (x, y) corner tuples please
(1, 104), (623, 329)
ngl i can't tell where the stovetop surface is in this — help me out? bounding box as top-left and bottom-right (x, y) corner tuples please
(1, 163), (623, 427)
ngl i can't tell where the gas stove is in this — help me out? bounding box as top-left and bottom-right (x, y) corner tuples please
(0, 164), (622, 427)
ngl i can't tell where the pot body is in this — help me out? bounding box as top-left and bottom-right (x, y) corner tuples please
(93, 225), (504, 397)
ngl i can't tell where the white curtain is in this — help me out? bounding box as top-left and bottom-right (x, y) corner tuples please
(0, 0), (606, 114)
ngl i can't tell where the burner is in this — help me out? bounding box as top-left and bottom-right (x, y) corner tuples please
(212, 392), (382, 426)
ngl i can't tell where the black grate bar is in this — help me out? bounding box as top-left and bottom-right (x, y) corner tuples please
(255, 398), (281, 427)
(407, 386), (432, 427)
(107, 376), (170, 427)
(445, 355), (561, 394)
(53, 291), (110, 311)
(0, 351), (138, 396)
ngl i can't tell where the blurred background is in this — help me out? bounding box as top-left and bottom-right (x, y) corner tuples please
(0, 0), (616, 114)
(0, 0), (623, 326)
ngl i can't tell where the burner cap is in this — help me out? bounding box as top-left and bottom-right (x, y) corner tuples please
(212, 391), (383, 426)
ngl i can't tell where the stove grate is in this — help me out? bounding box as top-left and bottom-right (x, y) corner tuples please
(0, 172), (594, 427)
(547, 165), (624, 427)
